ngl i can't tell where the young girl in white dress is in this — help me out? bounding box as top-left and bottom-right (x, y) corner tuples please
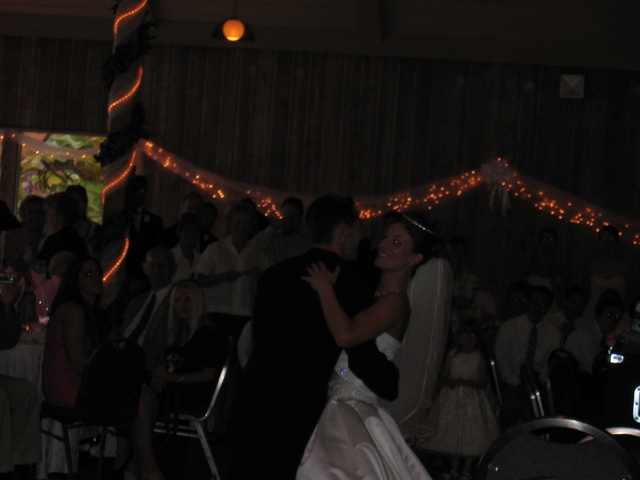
(422, 317), (500, 480)
(296, 212), (439, 480)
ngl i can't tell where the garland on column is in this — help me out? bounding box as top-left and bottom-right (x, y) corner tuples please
(95, 2), (153, 168)
(97, 0), (153, 291)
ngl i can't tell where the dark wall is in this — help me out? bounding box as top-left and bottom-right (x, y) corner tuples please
(1, 36), (640, 306)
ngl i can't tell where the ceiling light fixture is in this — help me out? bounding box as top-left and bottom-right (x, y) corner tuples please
(212, 0), (254, 42)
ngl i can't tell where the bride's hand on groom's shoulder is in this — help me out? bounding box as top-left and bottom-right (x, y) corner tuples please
(302, 262), (340, 292)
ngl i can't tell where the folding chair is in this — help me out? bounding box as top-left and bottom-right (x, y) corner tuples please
(521, 364), (545, 418)
(153, 336), (235, 480)
(41, 338), (146, 480)
(476, 416), (640, 480)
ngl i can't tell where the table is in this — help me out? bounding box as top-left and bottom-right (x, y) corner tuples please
(0, 338), (78, 478)
(0, 342), (44, 389)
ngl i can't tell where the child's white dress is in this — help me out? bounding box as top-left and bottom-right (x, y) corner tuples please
(422, 349), (500, 456)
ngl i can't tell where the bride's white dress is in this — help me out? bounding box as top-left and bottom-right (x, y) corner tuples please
(296, 333), (433, 480)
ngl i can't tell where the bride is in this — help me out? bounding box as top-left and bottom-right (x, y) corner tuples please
(296, 211), (438, 480)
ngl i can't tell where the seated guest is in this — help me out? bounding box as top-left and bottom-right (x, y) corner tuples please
(42, 256), (106, 407)
(486, 279), (531, 351)
(153, 281), (227, 416)
(122, 175), (164, 297)
(546, 285), (589, 341)
(35, 192), (88, 274)
(525, 227), (562, 311)
(170, 214), (201, 283)
(65, 185), (102, 257)
(2, 195), (44, 281)
(263, 197), (312, 267)
(494, 285), (562, 429)
(43, 256), (165, 480)
(159, 192), (204, 250)
(1, 278), (41, 478)
(194, 202), (268, 339)
(448, 235), (496, 335)
(31, 251), (77, 323)
(564, 288), (625, 375)
(198, 202), (219, 252)
(116, 247), (176, 375)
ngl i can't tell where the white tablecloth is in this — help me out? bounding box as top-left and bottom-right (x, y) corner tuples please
(0, 342), (44, 388)
(0, 340), (79, 478)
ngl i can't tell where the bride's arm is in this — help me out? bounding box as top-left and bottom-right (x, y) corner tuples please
(303, 262), (407, 347)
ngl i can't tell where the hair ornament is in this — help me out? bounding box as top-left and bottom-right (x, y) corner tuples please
(401, 213), (438, 236)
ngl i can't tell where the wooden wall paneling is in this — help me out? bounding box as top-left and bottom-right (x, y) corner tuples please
(298, 52), (327, 196)
(369, 56), (399, 196)
(140, 45), (174, 220)
(16, 38), (39, 128)
(233, 50), (255, 183)
(350, 54), (382, 194)
(232, 49), (254, 181)
(279, 52), (306, 191)
(408, 59), (437, 183)
(83, 41), (109, 133)
(166, 46), (190, 154)
(429, 62), (466, 177)
(51, 40), (74, 130)
(265, 51), (291, 190)
(34, 39), (57, 128)
(313, 53), (343, 195)
(0, 38), (21, 127)
(336, 52), (359, 194)
(353, 55), (380, 193)
(216, 49), (242, 178)
(511, 65), (539, 171)
(198, 48), (225, 177)
(143, 44), (172, 156)
(65, 40), (90, 129)
(600, 71), (640, 214)
(182, 47), (208, 164)
(247, 50), (275, 191)
(473, 62), (503, 165)
(163, 45), (191, 216)
(341, 52), (361, 194)
(298, 52), (324, 193)
(494, 64), (521, 164)
(459, 62), (490, 169)
(388, 57), (416, 192)
(336, 53), (362, 195)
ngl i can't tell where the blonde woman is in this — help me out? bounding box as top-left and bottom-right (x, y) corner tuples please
(153, 280), (227, 416)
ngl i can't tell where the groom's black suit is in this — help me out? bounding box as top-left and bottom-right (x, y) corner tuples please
(228, 248), (398, 480)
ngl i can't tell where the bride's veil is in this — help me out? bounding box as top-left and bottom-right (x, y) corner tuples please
(388, 256), (453, 442)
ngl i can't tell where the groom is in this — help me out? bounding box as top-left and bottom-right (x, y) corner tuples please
(228, 195), (399, 480)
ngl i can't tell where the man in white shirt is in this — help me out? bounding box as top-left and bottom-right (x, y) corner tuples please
(495, 284), (562, 428)
(194, 202), (268, 339)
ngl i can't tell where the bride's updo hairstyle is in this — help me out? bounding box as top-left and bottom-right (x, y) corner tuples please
(383, 211), (442, 275)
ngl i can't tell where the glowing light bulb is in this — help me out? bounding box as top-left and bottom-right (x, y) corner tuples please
(223, 19), (245, 41)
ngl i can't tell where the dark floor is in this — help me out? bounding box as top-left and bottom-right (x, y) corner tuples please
(46, 435), (455, 480)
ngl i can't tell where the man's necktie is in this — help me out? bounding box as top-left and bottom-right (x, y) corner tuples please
(129, 293), (156, 343)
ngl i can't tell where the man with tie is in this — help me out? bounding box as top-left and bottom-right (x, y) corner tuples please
(494, 284), (562, 429)
(116, 247), (176, 382)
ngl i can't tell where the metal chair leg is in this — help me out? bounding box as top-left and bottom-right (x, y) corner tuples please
(61, 424), (75, 480)
(194, 421), (221, 480)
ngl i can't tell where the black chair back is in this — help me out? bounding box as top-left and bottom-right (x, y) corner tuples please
(74, 337), (146, 424)
(476, 417), (640, 480)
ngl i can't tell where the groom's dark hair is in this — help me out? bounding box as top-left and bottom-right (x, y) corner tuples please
(306, 195), (358, 245)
